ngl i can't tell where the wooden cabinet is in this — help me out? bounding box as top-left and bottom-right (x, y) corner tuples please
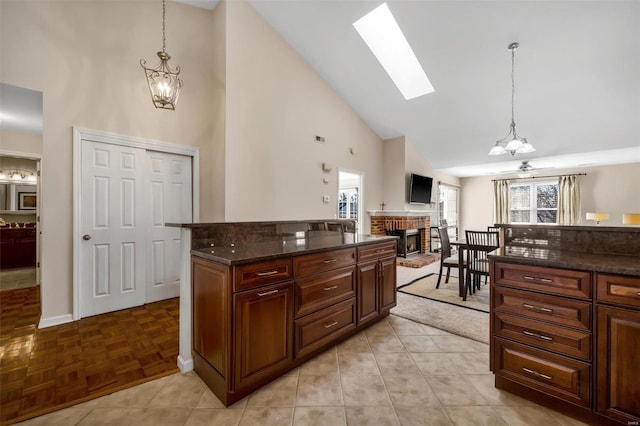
(234, 281), (293, 391)
(491, 262), (593, 407)
(192, 238), (396, 406)
(0, 227), (36, 269)
(356, 242), (397, 326)
(596, 274), (640, 424)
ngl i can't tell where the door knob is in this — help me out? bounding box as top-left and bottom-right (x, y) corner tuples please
(82, 234), (91, 241)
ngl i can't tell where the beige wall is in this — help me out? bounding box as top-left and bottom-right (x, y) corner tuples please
(460, 162), (640, 233)
(1, 129), (42, 155)
(224, 1), (384, 232)
(1, 0), (218, 320)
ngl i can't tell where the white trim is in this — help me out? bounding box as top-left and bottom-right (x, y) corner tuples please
(39, 313), (73, 328)
(177, 355), (194, 372)
(72, 127), (200, 321)
(178, 228), (193, 372)
(0, 149), (42, 160)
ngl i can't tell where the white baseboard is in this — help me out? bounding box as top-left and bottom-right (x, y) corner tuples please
(38, 313), (73, 328)
(177, 355), (194, 373)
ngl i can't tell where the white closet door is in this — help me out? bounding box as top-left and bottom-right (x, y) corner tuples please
(146, 151), (192, 303)
(80, 141), (147, 317)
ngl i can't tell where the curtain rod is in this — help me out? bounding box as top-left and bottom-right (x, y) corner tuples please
(491, 172), (587, 182)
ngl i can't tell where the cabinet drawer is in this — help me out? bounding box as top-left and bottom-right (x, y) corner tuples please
(295, 266), (355, 318)
(494, 262), (591, 299)
(234, 258), (293, 292)
(494, 311), (591, 361)
(494, 287), (591, 331)
(294, 298), (356, 358)
(357, 242), (397, 262)
(294, 248), (355, 277)
(494, 338), (591, 407)
(596, 274), (640, 309)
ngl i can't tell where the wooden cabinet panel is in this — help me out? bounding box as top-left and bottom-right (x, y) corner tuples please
(234, 258), (293, 292)
(494, 338), (591, 407)
(494, 262), (591, 300)
(596, 274), (640, 309)
(294, 298), (356, 358)
(379, 256), (397, 313)
(494, 286), (591, 331)
(0, 228), (36, 269)
(494, 311), (591, 361)
(0, 239), (15, 267)
(357, 242), (396, 262)
(596, 305), (640, 424)
(356, 261), (378, 325)
(233, 281), (293, 391)
(192, 257), (229, 378)
(294, 266), (355, 318)
(293, 248), (355, 277)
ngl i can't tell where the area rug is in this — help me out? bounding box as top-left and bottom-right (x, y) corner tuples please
(397, 273), (489, 313)
(396, 253), (440, 268)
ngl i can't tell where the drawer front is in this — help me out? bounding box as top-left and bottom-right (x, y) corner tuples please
(295, 298), (356, 358)
(234, 258), (294, 292)
(295, 266), (356, 318)
(596, 274), (640, 309)
(494, 262), (591, 300)
(494, 287), (591, 331)
(494, 338), (591, 407)
(294, 248), (356, 277)
(494, 311), (591, 361)
(357, 242), (397, 262)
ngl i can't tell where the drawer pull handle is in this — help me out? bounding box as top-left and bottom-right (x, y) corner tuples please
(522, 303), (554, 314)
(324, 321), (339, 329)
(637, 292), (640, 296)
(523, 275), (554, 283)
(256, 270), (279, 277)
(257, 289), (279, 297)
(523, 330), (553, 341)
(324, 285), (338, 291)
(323, 259), (338, 264)
(522, 367), (553, 380)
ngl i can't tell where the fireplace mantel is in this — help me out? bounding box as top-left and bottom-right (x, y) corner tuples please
(367, 210), (436, 217)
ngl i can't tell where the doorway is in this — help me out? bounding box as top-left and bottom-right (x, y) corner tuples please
(338, 169), (363, 232)
(73, 128), (198, 319)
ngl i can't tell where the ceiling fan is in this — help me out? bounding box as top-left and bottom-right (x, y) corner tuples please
(496, 160), (546, 177)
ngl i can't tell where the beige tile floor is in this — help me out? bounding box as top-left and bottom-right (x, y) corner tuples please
(17, 314), (588, 426)
(0, 267), (37, 290)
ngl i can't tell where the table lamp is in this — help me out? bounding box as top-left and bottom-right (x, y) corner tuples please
(622, 213), (640, 225)
(586, 212), (609, 225)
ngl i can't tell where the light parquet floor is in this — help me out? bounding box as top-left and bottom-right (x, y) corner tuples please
(0, 286), (179, 425)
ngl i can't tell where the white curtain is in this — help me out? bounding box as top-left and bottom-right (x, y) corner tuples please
(558, 175), (581, 225)
(493, 180), (510, 224)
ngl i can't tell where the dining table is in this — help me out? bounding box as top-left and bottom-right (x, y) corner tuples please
(450, 239), (467, 297)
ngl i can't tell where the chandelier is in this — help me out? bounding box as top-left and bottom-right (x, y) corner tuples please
(140, 0), (183, 110)
(488, 42), (535, 156)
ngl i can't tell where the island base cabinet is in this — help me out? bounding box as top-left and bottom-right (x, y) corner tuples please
(597, 306), (640, 424)
(233, 281), (294, 392)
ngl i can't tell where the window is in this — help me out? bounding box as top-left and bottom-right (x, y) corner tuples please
(338, 188), (358, 220)
(438, 183), (459, 240)
(510, 181), (558, 224)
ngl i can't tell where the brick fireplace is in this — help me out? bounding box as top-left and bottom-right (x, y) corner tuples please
(370, 215), (431, 255)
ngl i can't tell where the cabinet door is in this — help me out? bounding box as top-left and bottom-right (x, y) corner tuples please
(15, 236), (36, 267)
(234, 281), (293, 391)
(356, 260), (378, 325)
(0, 238), (15, 268)
(379, 256), (397, 313)
(192, 257), (229, 379)
(597, 306), (640, 424)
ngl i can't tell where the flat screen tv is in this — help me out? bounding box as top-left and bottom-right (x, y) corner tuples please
(409, 173), (433, 204)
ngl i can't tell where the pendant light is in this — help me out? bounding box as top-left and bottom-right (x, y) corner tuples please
(489, 42), (535, 156)
(140, 0), (183, 110)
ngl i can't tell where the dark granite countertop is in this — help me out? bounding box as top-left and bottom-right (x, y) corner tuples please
(191, 234), (398, 265)
(489, 246), (640, 276)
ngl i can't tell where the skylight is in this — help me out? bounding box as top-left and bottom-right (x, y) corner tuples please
(353, 3), (434, 100)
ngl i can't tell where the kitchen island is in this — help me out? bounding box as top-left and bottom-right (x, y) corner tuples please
(168, 220), (398, 405)
(488, 224), (640, 425)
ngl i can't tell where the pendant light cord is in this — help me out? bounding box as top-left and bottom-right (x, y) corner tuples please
(511, 46), (515, 126)
(162, 0), (166, 53)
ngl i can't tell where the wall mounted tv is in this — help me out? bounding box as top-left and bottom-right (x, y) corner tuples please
(408, 173), (433, 204)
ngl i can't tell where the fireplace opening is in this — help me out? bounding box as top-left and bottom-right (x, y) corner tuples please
(386, 229), (421, 258)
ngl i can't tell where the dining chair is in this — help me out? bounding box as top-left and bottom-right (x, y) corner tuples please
(464, 230), (499, 300)
(436, 225), (464, 288)
(487, 226), (501, 246)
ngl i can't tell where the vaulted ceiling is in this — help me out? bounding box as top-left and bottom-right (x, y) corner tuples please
(245, 0), (640, 176)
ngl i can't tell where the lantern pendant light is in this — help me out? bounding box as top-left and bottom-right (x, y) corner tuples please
(140, 0), (183, 110)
